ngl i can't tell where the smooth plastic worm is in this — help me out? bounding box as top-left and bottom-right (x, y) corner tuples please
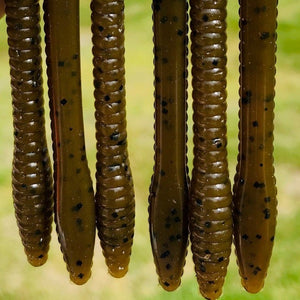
(189, 1), (232, 299)
(43, 0), (95, 284)
(6, 0), (53, 267)
(91, 0), (135, 278)
(233, 0), (278, 293)
(149, 0), (189, 291)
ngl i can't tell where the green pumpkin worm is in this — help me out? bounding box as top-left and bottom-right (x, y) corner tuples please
(91, 0), (135, 278)
(6, 0), (53, 267)
(189, 1), (232, 299)
(233, 0), (278, 293)
(149, 0), (189, 291)
(43, 0), (95, 284)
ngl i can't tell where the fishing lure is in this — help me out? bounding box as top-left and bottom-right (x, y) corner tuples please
(43, 0), (95, 284)
(6, 0), (53, 267)
(233, 0), (278, 293)
(189, 1), (232, 299)
(91, 0), (135, 278)
(149, 0), (189, 291)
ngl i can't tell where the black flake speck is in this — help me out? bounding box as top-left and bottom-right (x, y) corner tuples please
(260, 32), (270, 40)
(202, 14), (209, 22)
(58, 61), (64, 67)
(212, 59), (218, 66)
(112, 212), (118, 218)
(254, 181), (265, 188)
(205, 222), (211, 228)
(256, 234), (262, 239)
(264, 197), (271, 203)
(110, 132), (120, 141)
(177, 29), (184, 36)
(242, 234), (248, 240)
(72, 202), (83, 212)
(196, 198), (203, 205)
(60, 99), (67, 105)
(160, 250), (170, 259)
(242, 90), (252, 104)
(263, 208), (271, 219)
(76, 260), (82, 266)
(252, 121), (258, 127)
(218, 257), (224, 262)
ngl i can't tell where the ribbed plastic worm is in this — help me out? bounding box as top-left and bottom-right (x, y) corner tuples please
(233, 0), (278, 293)
(149, 0), (189, 291)
(6, 0), (53, 267)
(43, 0), (95, 284)
(189, 1), (232, 299)
(91, 0), (135, 278)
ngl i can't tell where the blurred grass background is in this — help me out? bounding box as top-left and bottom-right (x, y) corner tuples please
(0, 0), (299, 299)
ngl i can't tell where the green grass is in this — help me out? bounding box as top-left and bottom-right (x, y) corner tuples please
(0, 0), (300, 299)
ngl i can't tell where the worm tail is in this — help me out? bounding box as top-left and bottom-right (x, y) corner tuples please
(233, 0), (278, 293)
(189, 0), (232, 299)
(6, 0), (53, 267)
(91, 0), (135, 278)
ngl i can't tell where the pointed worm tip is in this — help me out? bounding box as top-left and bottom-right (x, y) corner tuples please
(27, 253), (48, 267)
(242, 277), (265, 294)
(69, 270), (91, 285)
(158, 278), (181, 292)
(108, 265), (128, 278)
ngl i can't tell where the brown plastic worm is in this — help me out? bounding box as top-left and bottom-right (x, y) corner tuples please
(189, 0), (232, 299)
(149, 0), (189, 291)
(91, 0), (135, 278)
(6, 0), (53, 267)
(43, 0), (95, 284)
(233, 0), (278, 293)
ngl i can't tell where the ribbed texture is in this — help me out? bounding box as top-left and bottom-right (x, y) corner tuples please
(149, 0), (189, 291)
(91, 0), (135, 278)
(233, 0), (278, 293)
(43, 0), (95, 285)
(189, 0), (232, 299)
(6, 0), (53, 267)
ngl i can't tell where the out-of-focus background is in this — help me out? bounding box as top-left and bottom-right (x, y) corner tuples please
(0, 0), (299, 299)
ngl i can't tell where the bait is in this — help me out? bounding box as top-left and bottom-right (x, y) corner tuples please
(189, 1), (232, 299)
(91, 0), (135, 278)
(43, 0), (95, 284)
(6, 0), (53, 267)
(149, 0), (189, 291)
(233, 0), (278, 293)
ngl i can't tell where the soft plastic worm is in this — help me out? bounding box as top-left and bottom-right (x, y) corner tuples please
(189, 1), (232, 299)
(149, 0), (189, 291)
(233, 0), (278, 293)
(6, 0), (53, 267)
(91, 0), (135, 278)
(43, 0), (95, 284)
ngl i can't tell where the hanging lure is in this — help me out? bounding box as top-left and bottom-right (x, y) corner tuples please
(233, 0), (278, 293)
(43, 0), (95, 284)
(149, 0), (189, 291)
(91, 0), (135, 278)
(189, 0), (232, 299)
(6, 0), (53, 267)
